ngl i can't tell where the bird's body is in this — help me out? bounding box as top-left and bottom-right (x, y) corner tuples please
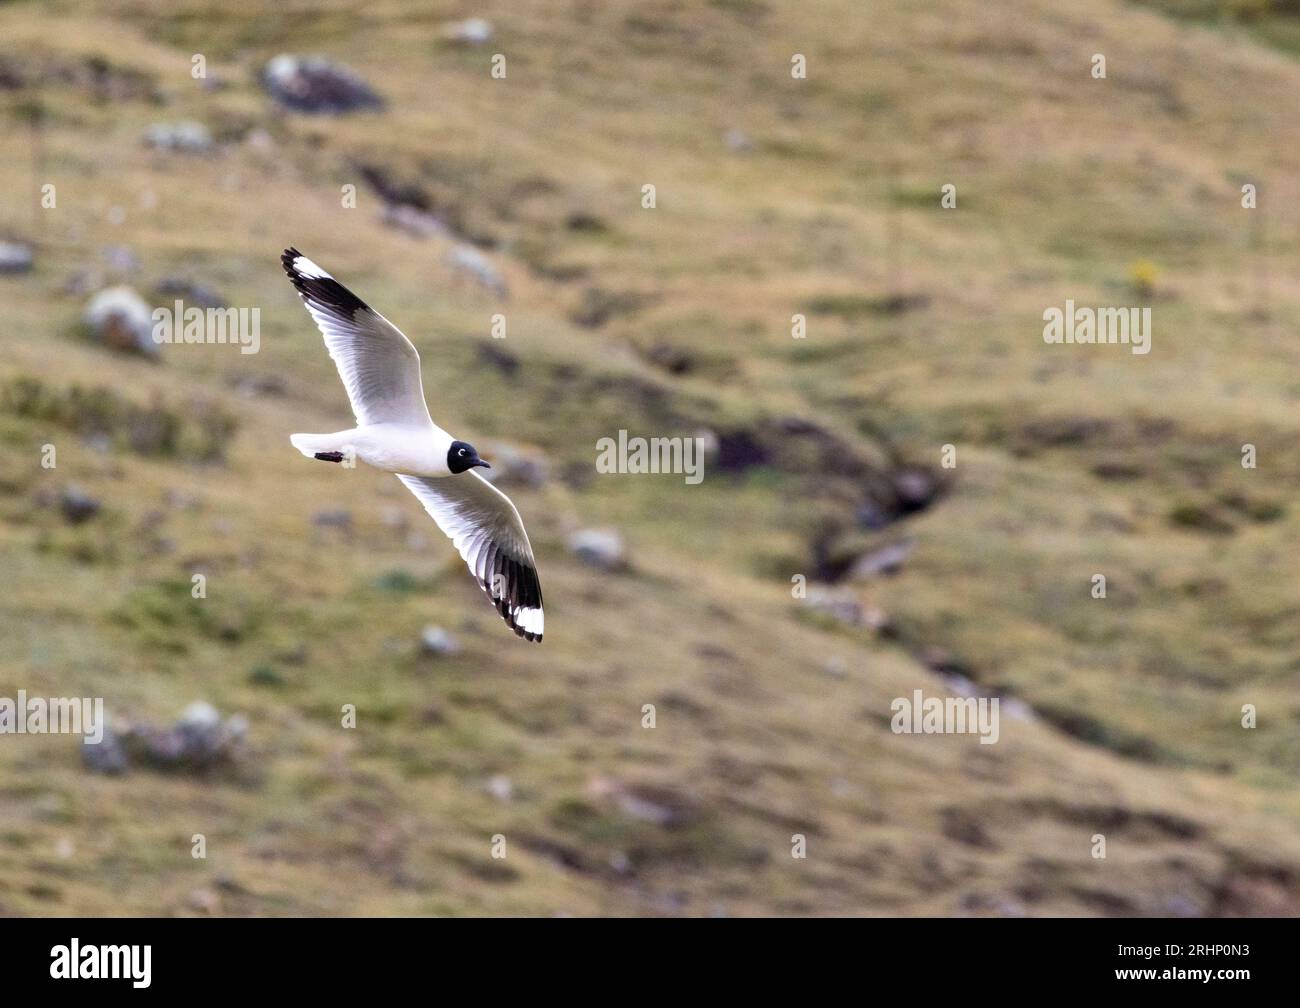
(290, 423), (453, 476)
(281, 248), (544, 642)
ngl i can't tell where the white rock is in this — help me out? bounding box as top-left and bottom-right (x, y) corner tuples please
(447, 243), (507, 298)
(84, 286), (158, 357)
(420, 625), (460, 656)
(144, 120), (214, 153)
(443, 18), (494, 45)
(179, 701), (221, 730)
(568, 529), (626, 571)
(0, 241), (34, 274)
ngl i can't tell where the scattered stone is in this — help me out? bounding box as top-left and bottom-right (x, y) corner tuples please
(101, 245), (140, 275)
(164, 489), (203, 511)
(138, 701), (247, 771)
(862, 605), (894, 635)
(229, 374), (287, 398)
(83, 433), (112, 455)
(0, 240), (33, 275)
(568, 529), (626, 572)
(64, 269), (100, 297)
(714, 428), (769, 472)
(856, 499), (892, 531)
(695, 641), (736, 662)
(137, 509), (167, 533)
(486, 774), (513, 801)
(188, 888), (220, 914)
(617, 792), (676, 825)
(588, 776), (695, 828)
(261, 54), (384, 114)
(60, 485), (101, 524)
(939, 674), (1034, 723)
(378, 506), (409, 532)
(442, 18), (494, 45)
(200, 71), (230, 92)
(724, 127), (753, 152)
(144, 120), (213, 153)
(244, 128), (274, 151)
(420, 625), (460, 656)
(481, 442), (548, 489)
(0, 57), (24, 90)
(447, 243), (507, 298)
(1000, 696), (1035, 721)
(849, 538), (915, 578)
(940, 671), (980, 698)
(155, 276), (226, 310)
(891, 466), (940, 513)
(84, 286), (158, 358)
(81, 725), (129, 775)
(694, 428), (720, 459)
(312, 508), (352, 534)
(380, 202), (445, 239)
(801, 586), (864, 627)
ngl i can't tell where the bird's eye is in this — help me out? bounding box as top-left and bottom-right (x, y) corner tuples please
(459, 448), (468, 456)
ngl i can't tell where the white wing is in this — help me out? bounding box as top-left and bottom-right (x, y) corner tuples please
(282, 248), (432, 428)
(398, 471), (544, 643)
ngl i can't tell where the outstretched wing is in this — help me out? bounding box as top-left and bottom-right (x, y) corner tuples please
(281, 248), (432, 427)
(398, 472), (544, 643)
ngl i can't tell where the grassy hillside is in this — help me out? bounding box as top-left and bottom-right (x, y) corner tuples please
(0, 0), (1297, 915)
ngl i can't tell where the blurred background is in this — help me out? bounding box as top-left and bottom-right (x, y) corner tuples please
(0, 0), (1297, 916)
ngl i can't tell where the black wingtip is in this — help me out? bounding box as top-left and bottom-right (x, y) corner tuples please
(502, 607), (543, 643)
(279, 248), (370, 318)
(496, 597), (543, 642)
(476, 553), (543, 643)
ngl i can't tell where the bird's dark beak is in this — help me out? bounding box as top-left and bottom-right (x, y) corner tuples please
(474, 459), (491, 469)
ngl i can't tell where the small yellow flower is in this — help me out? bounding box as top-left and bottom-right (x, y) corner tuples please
(1129, 259), (1158, 297)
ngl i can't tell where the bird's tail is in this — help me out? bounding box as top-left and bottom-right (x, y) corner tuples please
(290, 431), (355, 459)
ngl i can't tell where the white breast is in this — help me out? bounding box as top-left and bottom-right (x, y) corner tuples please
(352, 423), (454, 476)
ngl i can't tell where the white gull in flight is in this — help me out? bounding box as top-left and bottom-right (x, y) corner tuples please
(281, 247), (544, 642)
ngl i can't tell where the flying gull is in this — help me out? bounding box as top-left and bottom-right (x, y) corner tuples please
(281, 248), (543, 642)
